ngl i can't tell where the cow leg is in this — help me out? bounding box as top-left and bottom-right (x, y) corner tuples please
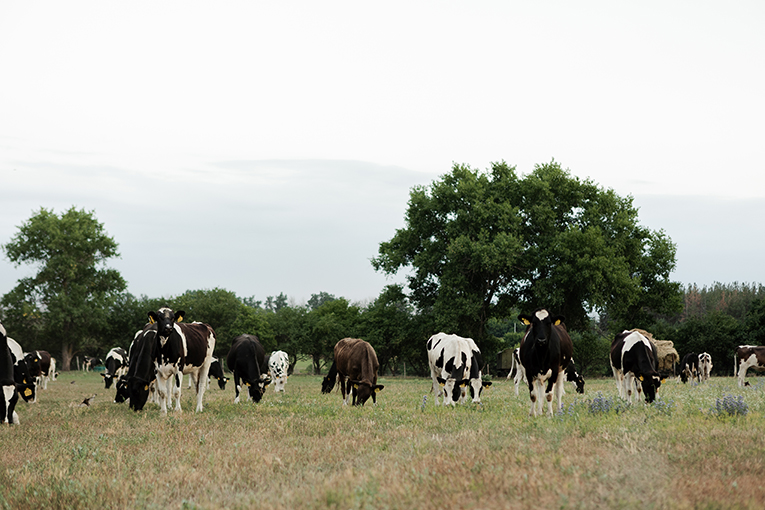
(544, 372), (558, 417)
(339, 376), (348, 405)
(233, 372), (242, 403)
(173, 372), (183, 412)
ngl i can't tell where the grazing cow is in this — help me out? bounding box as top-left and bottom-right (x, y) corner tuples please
(564, 359), (585, 394)
(460, 336), (492, 404)
(30, 350), (54, 391)
(610, 330), (663, 403)
(124, 325), (159, 410)
(518, 310), (573, 416)
(506, 347), (528, 397)
(426, 333), (471, 406)
(679, 352), (700, 384)
(1, 323), (21, 425)
(698, 352), (713, 382)
(101, 347), (129, 389)
(322, 338), (383, 406)
(227, 334), (271, 403)
(188, 357), (228, 390)
(734, 345), (765, 387)
(6, 338), (36, 403)
(83, 356), (101, 372)
(148, 308), (217, 414)
(268, 350), (290, 393)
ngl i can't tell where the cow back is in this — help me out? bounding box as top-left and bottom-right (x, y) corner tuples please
(177, 322), (216, 369)
(334, 338), (379, 386)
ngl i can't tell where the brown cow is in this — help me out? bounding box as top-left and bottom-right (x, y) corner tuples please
(321, 338), (384, 406)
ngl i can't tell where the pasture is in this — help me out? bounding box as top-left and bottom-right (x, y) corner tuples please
(2, 373), (765, 509)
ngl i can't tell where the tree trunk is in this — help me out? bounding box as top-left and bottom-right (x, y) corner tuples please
(61, 343), (74, 371)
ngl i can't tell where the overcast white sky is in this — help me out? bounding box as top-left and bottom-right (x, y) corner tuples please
(1, 1), (764, 306)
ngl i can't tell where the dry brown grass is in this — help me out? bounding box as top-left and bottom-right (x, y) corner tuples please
(2, 372), (765, 509)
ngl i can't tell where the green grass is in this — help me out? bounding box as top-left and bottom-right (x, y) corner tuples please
(2, 372), (765, 509)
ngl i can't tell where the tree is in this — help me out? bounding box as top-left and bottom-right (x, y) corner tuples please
(1, 207), (126, 369)
(373, 161), (682, 345)
(303, 298), (360, 374)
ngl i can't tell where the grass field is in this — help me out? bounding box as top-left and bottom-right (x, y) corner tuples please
(2, 372), (765, 510)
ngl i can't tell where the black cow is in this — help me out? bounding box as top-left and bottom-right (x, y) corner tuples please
(1, 323), (21, 424)
(227, 334), (270, 403)
(679, 352), (699, 384)
(83, 356), (102, 372)
(610, 330), (663, 403)
(322, 338), (384, 406)
(102, 347), (129, 389)
(564, 359), (585, 394)
(148, 308), (217, 414)
(518, 309), (573, 417)
(125, 325), (159, 411)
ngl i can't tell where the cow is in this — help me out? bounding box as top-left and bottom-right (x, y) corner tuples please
(506, 347), (528, 396)
(29, 350), (54, 391)
(322, 338), (383, 406)
(679, 352), (699, 384)
(83, 356), (101, 372)
(734, 345), (765, 387)
(268, 350), (290, 393)
(698, 352), (713, 382)
(1, 323), (22, 425)
(426, 332), (471, 406)
(6, 338), (36, 403)
(227, 334), (271, 403)
(610, 330), (663, 404)
(564, 359), (585, 394)
(518, 310), (573, 416)
(148, 308), (217, 414)
(124, 325), (159, 410)
(187, 357), (228, 390)
(101, 347), (129, 389)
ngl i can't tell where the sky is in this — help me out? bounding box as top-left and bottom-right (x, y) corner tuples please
(1, 1), (764, 306)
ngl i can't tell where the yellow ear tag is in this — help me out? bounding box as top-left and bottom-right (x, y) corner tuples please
(554, 320), (562, 326)
(149, 316), (155, 324)
(353, 384), (359, 389)
(244, 382), (250, 387)
(24, 388), (32, 397)
(661, 379), (666, 383)
(144, 385), (149, 391)
(521, 318), (531, 325)
(375, 388), (380, 393)
(638, 376), (644, 381)
(439, 382), (445, 387)
(460, 383), (466, 388)
(177, 316), (184, 323)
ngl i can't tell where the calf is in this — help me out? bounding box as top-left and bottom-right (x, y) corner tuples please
(268, 350), (290, 393)
(426, 333), (471, 406)
(322, 338), (383, 406)
(227, 334), (270, 403)
(519, 309), (573, 417)
(102, 347), (129, 389)
(610, 330), (663, 403)
(734, 345), (765, 387)
(698, 352), (713, 382)
(506, 347), (527, 397)
(148, 308), (217, 414)
(679, 352), (699, 384)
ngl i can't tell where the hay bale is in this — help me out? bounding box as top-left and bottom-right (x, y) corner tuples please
(630, 328), (679, 372)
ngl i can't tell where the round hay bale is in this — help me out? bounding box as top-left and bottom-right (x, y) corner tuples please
(630, 328), (679, 372)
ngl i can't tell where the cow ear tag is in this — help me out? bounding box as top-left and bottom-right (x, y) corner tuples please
(353, 384), (359, 389)
(554, 319), (562, 326)
(144, 385), (149, 391)
(177, 315), (184, 323)
(439, 382), (445, 387)
(375, 388), (380, 393)
(661, 378), (666, 383)
(521, 318), (531, 326)
(149, 316), (155, 324)
(638, 375), (644, 381)
(24, 388), (32, 397)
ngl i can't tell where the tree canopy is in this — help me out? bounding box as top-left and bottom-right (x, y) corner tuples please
(1, 207), (126, 369)
(373, 161), (683, 344)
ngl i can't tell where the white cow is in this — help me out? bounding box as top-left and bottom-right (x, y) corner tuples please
(268, 350), (290, 393)
(698, 352), (713, 382)
(427, 333), (483, 406)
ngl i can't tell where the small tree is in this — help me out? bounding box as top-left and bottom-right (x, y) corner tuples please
(2, 207), (126, 369)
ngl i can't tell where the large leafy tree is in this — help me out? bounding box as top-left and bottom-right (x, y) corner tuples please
(2, 207), (126, 369)
(373, 161), (682, 346)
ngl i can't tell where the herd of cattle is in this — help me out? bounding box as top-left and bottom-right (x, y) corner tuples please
(4, 307), (765, 424)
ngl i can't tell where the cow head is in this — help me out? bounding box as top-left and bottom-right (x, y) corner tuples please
(215, 375), (229, 390)
(114, 375), (129, 403)
(24, 352), (42, 377)
(128, 378), (152, 411)
(148, 308), (185, 340)
(518, 309), (565, 346)
(349, 380), (384, 406)
(244, 376), (270, 403)
(437, 375), (468, 404)
(639, 374), (663, 403)
(468, 380), (492, 402)
(101, 372), (115, 389)
(17, 382), (35, 403)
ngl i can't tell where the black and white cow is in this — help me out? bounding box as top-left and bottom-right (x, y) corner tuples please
(564, 359), (585, 394)
(610, 330), (663, 403)
(426, 332), (471, 406)
(148, 308), (217, 414)
(506, 347), (527, 396)
(83, 356), (101, 372)
(124, 325), (159, 410)
(1, 323), (21, 425)
(227, 334), (271, 403)
(187, 357), (228, 390)
(268, 350), (290, 393)
(698, 352), (713, 382)
(734, 345), (765, 387)
(679, 352), (699, 384)
(518, 310), (573, 417)
(6, 338), (36, 403)
(101, 347), (128, 389)
(461, 336), (492, 404)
